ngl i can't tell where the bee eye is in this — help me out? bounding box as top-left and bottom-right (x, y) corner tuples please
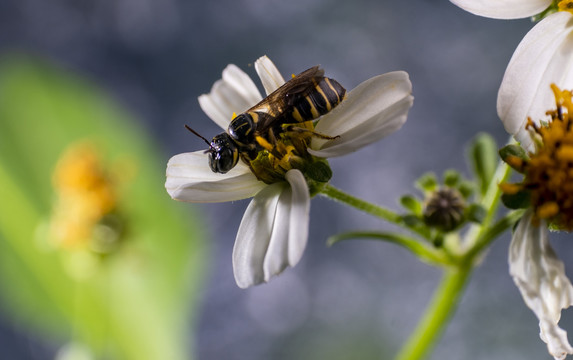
(208, 134), (239, 174)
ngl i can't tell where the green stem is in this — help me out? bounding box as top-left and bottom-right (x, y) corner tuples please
(328, 231), (451, 266)
(465, 209), (524, 260)
(480, 161), (512, 229)
(320, 183), (402, 225)
(394, 264), (472, 360)
(463, 160), (512, 251)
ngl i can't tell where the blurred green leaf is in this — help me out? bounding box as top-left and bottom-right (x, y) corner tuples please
(468, 133), (498, 197)
(443, 169), (460, 188)
(0, 55), (206, 359)
(399, 195), (422, 216)
(415, 172), (438, 193)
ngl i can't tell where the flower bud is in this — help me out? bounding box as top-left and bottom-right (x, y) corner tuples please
(423, 187), (466, 232)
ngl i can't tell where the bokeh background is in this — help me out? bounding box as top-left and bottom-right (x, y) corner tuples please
(1, 0), (571, 359)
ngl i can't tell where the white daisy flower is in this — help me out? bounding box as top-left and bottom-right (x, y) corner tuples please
(501, 84), (573, 359)
(166, 56), (413, 288)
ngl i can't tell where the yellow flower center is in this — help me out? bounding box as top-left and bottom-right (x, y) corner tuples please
(558, 0), (573, 12)
(247, 121), (333, 190)
(50, 142), (121, 251)
(248, 122), (315, 183)
(503, 85), (573, 229)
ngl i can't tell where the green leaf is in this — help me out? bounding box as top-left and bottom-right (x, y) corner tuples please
(0, 55), (207, 360)
(468, 133), (498, 196)
(399, 195), (422, 215)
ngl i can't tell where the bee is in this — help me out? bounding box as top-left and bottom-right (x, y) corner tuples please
(188, 66), (346, 174)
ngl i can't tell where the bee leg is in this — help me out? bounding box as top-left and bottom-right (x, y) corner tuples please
(255, 135), (275, 151)
(283, 124), (340, 140)
(255, 130), (286, 159)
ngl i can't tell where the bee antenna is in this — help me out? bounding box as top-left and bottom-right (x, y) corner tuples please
(184, 125), (211, 147)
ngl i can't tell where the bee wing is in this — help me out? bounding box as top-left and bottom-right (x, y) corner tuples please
(249, 66), (324, 117)
(249, 66), (325, 133)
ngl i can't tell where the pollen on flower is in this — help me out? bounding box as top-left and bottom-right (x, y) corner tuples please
(501, 85), (573, 230)
(247, 119), (331, 187)
(499, 182), (522, 195)
(49, 142), (124, 252)
(537, 201), (560, 219)
(558, 0), (573, 13)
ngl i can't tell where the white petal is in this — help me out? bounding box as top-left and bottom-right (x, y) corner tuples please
(232, 169), (310, 288)
(233, 183), (283, 288)
(497, 12), (573, 151)
(449, 0), (551, 19)
(165, 151), (265, 203)
(309, 71), (413, 158)
(284, 170), (310, 266)
(198, 64), (263, 129)
(255, 55), (286, 95)
(509, 210), (573, 360)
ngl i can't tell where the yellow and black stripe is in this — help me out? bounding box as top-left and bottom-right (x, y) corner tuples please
(291, 77), (346, 122)
(229, 112), (274, 147)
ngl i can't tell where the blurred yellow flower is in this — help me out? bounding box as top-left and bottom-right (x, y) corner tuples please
(49, 141), (123, 252)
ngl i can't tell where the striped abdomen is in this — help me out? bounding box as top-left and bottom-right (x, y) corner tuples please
(290, 77), (346, 122)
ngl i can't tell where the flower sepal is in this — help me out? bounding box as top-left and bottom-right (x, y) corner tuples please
(400, 195), (423, 216)
(416, 172), (439, 193)
(303, 159), (332, 182)
(500, 188), (532, 209)
(499, 144), (529, 173)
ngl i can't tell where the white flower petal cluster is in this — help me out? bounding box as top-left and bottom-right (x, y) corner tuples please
(451, 0), (573, 151)
(166, 56), (413, 288)
(509, 210), (573, 360)
(498, 11), (573, 151)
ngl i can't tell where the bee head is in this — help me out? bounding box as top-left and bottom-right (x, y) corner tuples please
(185, 125), (239, 174)
(207, 133), (239, 174)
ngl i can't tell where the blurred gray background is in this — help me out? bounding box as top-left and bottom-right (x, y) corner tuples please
(1, 0), (571, 359)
